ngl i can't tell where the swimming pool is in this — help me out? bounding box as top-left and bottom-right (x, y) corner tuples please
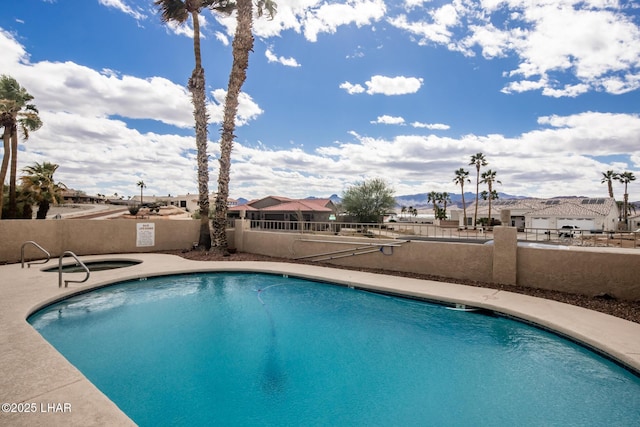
(29, 272), (640, 426)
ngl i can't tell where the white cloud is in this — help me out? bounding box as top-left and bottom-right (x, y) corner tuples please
(0, 29), (263, 129)
(365, 75), (423, 95)
(411, 122), (450, 130)
(301, 0), (387, 42)
(387, 2), (461, 46)
(0, 29), (265, 196)
(390, 0), (640, 97)
(214, 31), (229, 46)
(215, 0), (386, 42)
(224, 110), (640, 200)
(210, 89), (263, 126)
(371, 115), (406, 125)
(98, 0), (147, 21)
(339, 81), (366, 94)
(265, 48), (301, 67)
(2, 5), (639, 201)
(341, 75), (423, 95)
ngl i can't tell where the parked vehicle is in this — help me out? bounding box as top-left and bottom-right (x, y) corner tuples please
(558, 225), (578, 237)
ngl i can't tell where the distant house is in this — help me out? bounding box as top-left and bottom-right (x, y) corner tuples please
(228, 196), (336, 222)
(164, 194), (238, 213)
(628, 213), (640, 232)
(461, 197), (619, 231)
(61, 189), (97, 204)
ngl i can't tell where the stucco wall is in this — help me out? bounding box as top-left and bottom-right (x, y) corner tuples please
(241, 230), (495, 283)
(1, 219), (201, 263)
(3, 220), (639, 300)
(517, 247), (640, 300)
(238, 225), (640, 300)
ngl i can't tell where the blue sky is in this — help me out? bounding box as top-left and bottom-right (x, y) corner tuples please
(1, 0), (639, 201)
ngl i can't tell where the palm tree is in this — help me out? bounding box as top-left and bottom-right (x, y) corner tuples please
(427, 191), (440, 220)
(480, 189), (500, 225)
(601, 170), (618, 199)
(137, 180), (146, 205)
(155, 0), (234, 250)
(469, 153), (487, 229)
(211, 0), (276, 255)
(453, 168), (470, 229)
(20, 162), (65, 219)
(439, 192), (451, 219)
(615, 171), (636, 229)
(0, 75), (43, 219)
(400, 205), (406, 219)
(480, 169), (501, 228)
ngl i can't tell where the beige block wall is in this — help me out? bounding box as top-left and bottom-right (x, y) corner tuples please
(241, 230), (495, 283)
(3, 219), (639, 300)
(492, 226), (517, 285)
(239, 225), (640, 300)
(517, 247), (640, 300)
(1, 219), (201, 263)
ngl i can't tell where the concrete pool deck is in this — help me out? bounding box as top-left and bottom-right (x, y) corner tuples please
(1, 253), (639, 426)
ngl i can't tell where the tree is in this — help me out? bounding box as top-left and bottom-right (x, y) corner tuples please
(341, 178), (396, 223)
(20, 162), (65, 219)
(469, 153), (487, 229)
(601, 170), (618, 199)
(211, 0), (276, 255)
(615, 171), (636, 229)
(427, 191), (440, 220)
(155, 0), (235, 250)
(0, 75), (43, 219)
(439, 192), (452, 220)
(480, 169), (501, 227)
(137, 180), (146, 205)
(480, 190), (499, 226)
(453, 168), (470, 228)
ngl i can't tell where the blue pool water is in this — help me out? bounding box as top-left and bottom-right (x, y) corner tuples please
(29, 273), (640, 426)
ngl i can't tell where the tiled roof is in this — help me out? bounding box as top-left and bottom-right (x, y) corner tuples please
(471, 197), (616, 217)
(229, 197), (334, 212)
(261, 199), (333, 212)
(228, 204), (258, 211)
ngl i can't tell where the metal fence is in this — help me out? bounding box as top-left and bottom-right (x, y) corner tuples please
(245, 219), (639, 248)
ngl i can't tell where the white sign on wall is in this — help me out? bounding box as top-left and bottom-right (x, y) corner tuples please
(136, 223), (155, 247)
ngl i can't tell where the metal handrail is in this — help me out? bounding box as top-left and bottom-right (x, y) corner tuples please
(21, 241), (51, 268)
(294, 239), (409, 262)
(58, 251), (90, 288)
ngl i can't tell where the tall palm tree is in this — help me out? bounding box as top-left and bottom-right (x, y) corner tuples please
(615, 171), (636, 229)
(453, 168), (470, 228)
(211, 0), (276, 255)
(480, 189), (500, 227)
(439, 192), (451, 219)
(155, 0), (234, 250)
(137, 180), (146, 205)
(20, 161), (65, 219)
(601, 170), (618, 198)
(480, 169), (501, 228)
(0, 75), (43, 219)
(469, 152), (487, 229)
(427, 191), (440, 220)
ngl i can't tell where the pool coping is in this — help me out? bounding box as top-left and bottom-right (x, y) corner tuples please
(2, 253), (639, 426)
